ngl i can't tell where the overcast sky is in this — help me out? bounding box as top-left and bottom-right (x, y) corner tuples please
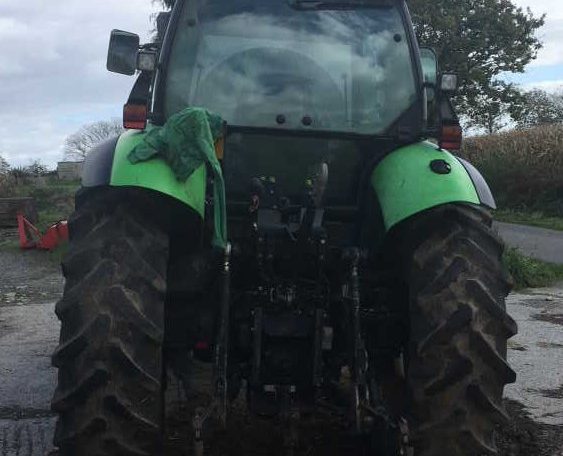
(0, 0), (561, 168)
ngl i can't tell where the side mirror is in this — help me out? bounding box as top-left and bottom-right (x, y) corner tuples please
(419, 48), (438, 86)
(107, 30), (140, 76)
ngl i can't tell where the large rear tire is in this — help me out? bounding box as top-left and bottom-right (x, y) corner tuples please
(400, 204), (517, 456)
(51, 189), (169, 456)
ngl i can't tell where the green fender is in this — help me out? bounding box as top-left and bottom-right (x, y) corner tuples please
(371, 142), (488, 231)
(109, 128), (207, 218)
(87, 132), (490, 234)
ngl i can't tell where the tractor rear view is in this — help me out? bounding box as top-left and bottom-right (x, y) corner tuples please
(51, 0), (517, 455)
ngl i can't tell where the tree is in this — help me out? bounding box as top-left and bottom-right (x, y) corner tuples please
(10, 166), (29, 179)
(0, 156), (12, 197)
(157, 0), (174, 8)
(0, 155), (9, 175)
(513, 89), (563, 129)
(64, 119), (124, 161)
(463, 81), (526, 134)
(25, 160), (49, 176)
(408, 0), (545, 126)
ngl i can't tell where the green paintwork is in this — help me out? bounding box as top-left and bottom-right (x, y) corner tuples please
(109, 130), (478, 233)
(110, 128), (207, 218)
(371, 141), (480, 231)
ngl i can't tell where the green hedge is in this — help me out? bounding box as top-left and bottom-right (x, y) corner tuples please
(459, 125), (563, 215)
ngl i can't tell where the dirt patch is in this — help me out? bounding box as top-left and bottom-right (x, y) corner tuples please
(536, 341), (563, 349)
(532, 313), (563, 326)
(521, 297), (563, 311)
(0, 231), (63, 307)
(496, 400), (563, 456)
(536, 385), (563, 400)
(508, 340), (528, 351)
(162, 398), (563, 456)
(0, 406), (55, 420)
(165, 402), (346, 456)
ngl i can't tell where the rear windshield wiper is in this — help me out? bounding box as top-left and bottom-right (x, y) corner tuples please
(289, 0), (394, 10)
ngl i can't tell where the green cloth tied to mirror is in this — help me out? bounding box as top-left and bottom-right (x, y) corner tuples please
(128, 107), (227, 248)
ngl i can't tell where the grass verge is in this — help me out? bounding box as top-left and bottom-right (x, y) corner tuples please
(495, 209), (563, 232)
(0, 238), (20, 251)
(504, 248), (563, 290)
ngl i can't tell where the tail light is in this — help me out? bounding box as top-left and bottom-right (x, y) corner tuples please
(439, 125), (463, 151)
(195, 341), (210, 351)
(214, 137), (225, 160)
(123, 103), (147, 130)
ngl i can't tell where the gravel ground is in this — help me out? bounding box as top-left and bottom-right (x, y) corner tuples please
(0, 248), (62, 456)
(505, 287), (563, 426)
(0, 236), (561, 455)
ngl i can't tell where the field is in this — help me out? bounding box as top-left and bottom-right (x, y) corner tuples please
(460, 125), (563, 217)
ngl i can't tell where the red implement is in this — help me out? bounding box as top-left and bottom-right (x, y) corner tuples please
(17, 213), (69, 251)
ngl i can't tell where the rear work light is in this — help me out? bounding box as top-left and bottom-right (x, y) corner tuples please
(123, 103), (148, 130)
(439, 125), (463, 152)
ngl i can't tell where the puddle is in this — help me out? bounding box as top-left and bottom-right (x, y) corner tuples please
(0, 407), (54, 421)
(531, 313), (563, 326)
(537, 341), (563, 349)
(534, 385), (563, 400)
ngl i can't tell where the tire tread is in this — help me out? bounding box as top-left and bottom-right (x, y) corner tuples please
(52, 191), (169, 456)
(403, 204), (516, 456)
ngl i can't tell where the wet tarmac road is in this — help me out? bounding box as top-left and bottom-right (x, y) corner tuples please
(496, 222), (563, 265)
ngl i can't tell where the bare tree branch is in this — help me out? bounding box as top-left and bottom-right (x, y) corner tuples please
(0, 154), (10, 175)
(64, 119), (124, 161)
(154, 0), (174, 10)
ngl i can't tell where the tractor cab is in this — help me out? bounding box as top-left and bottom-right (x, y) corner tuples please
(108, 0), (460, 244)
(160, 0), (419, 136)
(156, 0), (428, 241)
(110, 0), (459, 140)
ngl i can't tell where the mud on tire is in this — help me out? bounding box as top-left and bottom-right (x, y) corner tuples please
(51, 189), (169, 456)
(400, 204), (518, 456)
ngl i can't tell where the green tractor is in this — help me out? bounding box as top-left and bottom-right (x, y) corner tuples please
(51, 0), (517, 454)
